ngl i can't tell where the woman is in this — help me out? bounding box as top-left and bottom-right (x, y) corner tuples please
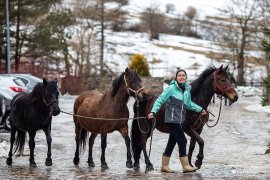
(148, 69), (207, 173)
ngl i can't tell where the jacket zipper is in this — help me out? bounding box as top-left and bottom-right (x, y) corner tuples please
(180, 92), (184, 127)
(172, 107), (174, 121)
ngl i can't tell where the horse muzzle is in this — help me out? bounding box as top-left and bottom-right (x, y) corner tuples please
(52, 104), (61, 116)
(227, 92), (239, 103)
(137, 89), (147, 101)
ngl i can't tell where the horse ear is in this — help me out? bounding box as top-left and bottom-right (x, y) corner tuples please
(53, 78), (58, 84)
(218, 64), (224, 72)
(125, 67), (130, 76)
(223, 65), (229, 72)
(43, 77), (48, 86)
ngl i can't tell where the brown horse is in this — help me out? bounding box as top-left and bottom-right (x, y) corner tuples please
(73, 67), (145, 169)
(131, 65), (239, 171)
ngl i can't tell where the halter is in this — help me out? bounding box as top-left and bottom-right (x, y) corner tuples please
(124, 75), (145, 100)
(212, 71), (234, 98)
(43, 95), (58, 107)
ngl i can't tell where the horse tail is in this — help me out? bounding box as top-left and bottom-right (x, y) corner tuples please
(79, 128), (88, 153)
(13, 129), (26, 155)
(131, 100), (142, 161)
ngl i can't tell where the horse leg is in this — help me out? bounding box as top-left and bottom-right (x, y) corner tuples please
(73, 124), (82, 165)
(6, 125), (17, 165)
(119, 127), (133, 169)
(29, 131), (37, 167)
(43, 125), (52, 166)
(87, 133), (97, 167)
(100, 133), (108, 169)
(133, 148), (142, 171)
(190, 128), (204, 169)
(141, 134), (154, 172)
(188, 138), (196, 167)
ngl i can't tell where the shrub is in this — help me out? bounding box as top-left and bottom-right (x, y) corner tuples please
(129, 54), (150, 77)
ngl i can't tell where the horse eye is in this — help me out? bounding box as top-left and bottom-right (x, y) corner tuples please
(221, 79), (226, 82)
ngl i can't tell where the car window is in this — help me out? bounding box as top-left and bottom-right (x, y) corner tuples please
(13, 78), (26, 86)
(16, 77), (29, 86)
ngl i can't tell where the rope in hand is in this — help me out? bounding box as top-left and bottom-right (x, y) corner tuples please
(60, 110), (146, 121)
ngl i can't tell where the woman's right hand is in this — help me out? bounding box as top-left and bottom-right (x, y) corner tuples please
(147, 112), (155, 120)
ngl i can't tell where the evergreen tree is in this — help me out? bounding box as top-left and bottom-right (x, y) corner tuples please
(261, 26), (270, 106)
(0, 0), (74, 72)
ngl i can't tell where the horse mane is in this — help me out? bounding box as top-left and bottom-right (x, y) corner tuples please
(29, 83), (44, 102)
(190, 66), (217, 96)
(111, 70), (142, 97)
(111, 72), (125, 97)
(28, 80), (56, 102)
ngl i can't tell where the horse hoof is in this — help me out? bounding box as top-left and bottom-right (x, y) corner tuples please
(87, 161), (95, 167)
(126, 161), (133, 168)
(195, 161), (202, 169)
(101, 164), (108, 169)
(6, 158), (12, 165)
(133, 162), (140, 171)
(30, 162), (37, 167)
(45, 158), (52, 166)
(146, 164), (154, 172)
(73, 157), (80, 165)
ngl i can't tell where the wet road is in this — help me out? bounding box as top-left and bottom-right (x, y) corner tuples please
(0, 93), (270, 179)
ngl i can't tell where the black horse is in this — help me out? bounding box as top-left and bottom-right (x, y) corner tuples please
(131, 65), (239, 171)
(6, 78), (60, 167)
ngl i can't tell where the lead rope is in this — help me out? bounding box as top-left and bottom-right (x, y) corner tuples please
(136, 99), (150, 133)
(207, 96), (223, 128)
(193, 97), (223, 130)
(148, 116), (156, 159)
(60, 110), (146, 121)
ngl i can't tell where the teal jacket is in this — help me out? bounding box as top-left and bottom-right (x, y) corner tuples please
(151, 80), (202, 124)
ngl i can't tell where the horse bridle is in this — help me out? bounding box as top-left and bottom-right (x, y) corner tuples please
(43, 95), (58, 108)
(212, 70), (234, 98)
(124, 75), (145, 100)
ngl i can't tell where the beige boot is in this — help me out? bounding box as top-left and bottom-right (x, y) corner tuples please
(160, 155), (174, 173)
(179, 156), (198, 173)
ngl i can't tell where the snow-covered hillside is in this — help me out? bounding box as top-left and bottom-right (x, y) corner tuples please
(104, 30), (266, 83)
(62, 0), (266, 83)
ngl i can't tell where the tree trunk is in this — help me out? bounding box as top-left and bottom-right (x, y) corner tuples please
(100, 0), (104, 76)
(14, 0), (21, 73)
(236, 54), (245, 85)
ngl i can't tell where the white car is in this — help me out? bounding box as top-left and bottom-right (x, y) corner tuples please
(4, 74), (42, 93)
(0, 76), (28, 97)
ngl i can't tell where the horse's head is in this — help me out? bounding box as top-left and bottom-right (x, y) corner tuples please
(212, 65), (238, 103)
(124, 67), (146, 101)
(43, 78), (61, 116)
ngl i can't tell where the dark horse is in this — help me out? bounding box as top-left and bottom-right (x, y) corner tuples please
(131, 65), (239, 171)
(6, 78), (60, 167)
(73, 67), (146, 169)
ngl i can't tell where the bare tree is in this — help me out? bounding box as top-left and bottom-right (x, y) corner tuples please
(165, 3), (175, 14)
(176, 6), (199, 37)
(218, 0), (266, 84)
(140, 5), (166, 40)
(69, 0), (100, 77)
(70, 0), (128, 76)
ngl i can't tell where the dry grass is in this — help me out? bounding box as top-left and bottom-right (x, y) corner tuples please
(155, 44), (264, 65)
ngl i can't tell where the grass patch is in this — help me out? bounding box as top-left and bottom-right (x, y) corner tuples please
(156, 44), (264, 65)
